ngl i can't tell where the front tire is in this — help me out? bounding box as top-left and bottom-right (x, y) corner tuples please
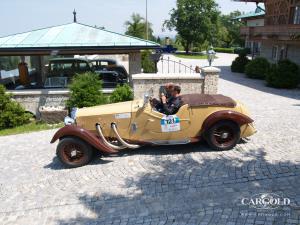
(205, 121), (240, 151)
(56, 137), (93, 168)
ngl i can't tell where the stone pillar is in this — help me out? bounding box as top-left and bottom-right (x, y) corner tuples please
(202, 66), (220, 95)
(128, 51), (142, 85)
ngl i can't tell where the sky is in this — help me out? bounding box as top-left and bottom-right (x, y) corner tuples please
(0, 0), (257, 38)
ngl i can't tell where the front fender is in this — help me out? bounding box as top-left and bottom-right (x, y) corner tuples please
(51, 125), (117, 154)
(202, 110), (254, 131)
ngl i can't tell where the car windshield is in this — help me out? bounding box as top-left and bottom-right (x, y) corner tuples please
(49, 61), (90, 76)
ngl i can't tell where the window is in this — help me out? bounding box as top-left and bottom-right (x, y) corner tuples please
(279, 47), (285, 60)
(293, 6), (300, 24)
(272, 46), (278, 61)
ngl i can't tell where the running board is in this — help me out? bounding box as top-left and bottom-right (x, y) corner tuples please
(150, 139), (191, 145)
(111, 123), (141, 149)
(96, 124), (127, 150)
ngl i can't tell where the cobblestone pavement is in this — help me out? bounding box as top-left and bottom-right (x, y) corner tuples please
(1, 54), (300, 224)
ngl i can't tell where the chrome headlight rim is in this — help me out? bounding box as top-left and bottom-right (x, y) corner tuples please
(70, 107), (78, 120)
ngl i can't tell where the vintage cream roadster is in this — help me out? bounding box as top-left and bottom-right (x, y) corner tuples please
(51, 91), (256, 168)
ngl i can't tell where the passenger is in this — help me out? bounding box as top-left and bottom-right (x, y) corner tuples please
(161, 85), (183, 115)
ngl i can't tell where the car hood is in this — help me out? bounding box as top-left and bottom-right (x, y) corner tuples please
(76, 99), (142, 117)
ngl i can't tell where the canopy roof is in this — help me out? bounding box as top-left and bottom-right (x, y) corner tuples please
(0, 22), (160, 56)
(234, 6), (265, 20)
(234, 11), (265, 20)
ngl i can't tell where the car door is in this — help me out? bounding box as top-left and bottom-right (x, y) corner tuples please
(129, 103), (191, 143)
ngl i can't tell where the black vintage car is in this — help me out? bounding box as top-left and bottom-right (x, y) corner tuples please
(45, 58), (126, 88)
(90, 59), (128, 83)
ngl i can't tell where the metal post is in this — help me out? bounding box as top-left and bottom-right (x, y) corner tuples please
(161, 56), (163, 73)
(146, 0), (148, 40)
(168, 56), (170, 74)
(174, 61), (175, 73)
(190, 65), (192, 74)
(179, 60), (181, 73)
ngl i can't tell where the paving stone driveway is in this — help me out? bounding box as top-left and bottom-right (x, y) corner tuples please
(1, 54), (300, 225)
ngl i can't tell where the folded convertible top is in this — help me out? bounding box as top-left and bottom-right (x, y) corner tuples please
(181, 94), (236, 108)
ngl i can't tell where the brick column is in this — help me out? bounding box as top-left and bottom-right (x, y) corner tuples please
(202, 66), (220, 94)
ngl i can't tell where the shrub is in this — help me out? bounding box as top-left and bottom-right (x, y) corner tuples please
(214, 48), (234, 54)
(110, 84), (133, 103)
(245, 57), (270, 79)
(266, 60), (300, 89)
(231, 54), (250, 73)
(0, 85), (31, 130)
(66, 72), (107, 108)
(234, 47), (251, 55)
(141, 50), (156, 73)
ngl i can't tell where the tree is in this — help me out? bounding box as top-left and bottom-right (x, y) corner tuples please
(125, 13), (155, 41)
(219, 11), (244, 47)
(164, 0), (219, 53)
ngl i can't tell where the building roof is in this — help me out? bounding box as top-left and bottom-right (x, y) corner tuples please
(234, 7), (265, 20)
(0, 22), (159, 55)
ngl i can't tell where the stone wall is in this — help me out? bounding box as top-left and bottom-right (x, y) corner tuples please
(11, 89), (70, 119)
(132, 67), (220, 99)
(10, 88), (113, 120)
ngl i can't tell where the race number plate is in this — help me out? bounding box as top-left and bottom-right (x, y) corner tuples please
(161, 115), (181, 132)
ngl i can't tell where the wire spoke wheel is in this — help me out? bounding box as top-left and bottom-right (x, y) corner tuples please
(57, 137), (93, 168)
(62, 143), (85, 163)
(212, 125), (235, 148)
(206, 121), (240, 151)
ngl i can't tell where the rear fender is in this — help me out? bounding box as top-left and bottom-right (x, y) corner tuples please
(50, 125), (117, 154)
(202, 110), (254, 132)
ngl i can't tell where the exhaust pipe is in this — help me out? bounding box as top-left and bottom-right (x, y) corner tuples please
(111, 123), (141, 149)
(96, 124), (127, 150)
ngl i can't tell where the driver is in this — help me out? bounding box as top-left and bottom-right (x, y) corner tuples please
(161, 85), (183, 115)
(151, 83), (175, 113)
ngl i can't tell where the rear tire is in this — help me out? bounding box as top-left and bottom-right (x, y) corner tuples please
(205, 121), (240, 151)
(56, 137), (93, 168)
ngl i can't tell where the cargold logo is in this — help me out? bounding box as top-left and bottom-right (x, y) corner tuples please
(241, 193), (290, 210)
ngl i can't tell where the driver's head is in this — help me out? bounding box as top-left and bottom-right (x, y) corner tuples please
(172, 85), (181, 97)
(165, 83), (175, 97)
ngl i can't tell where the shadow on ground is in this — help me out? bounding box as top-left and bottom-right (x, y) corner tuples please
(44, 140), (236, 170)
(56, 144), (300, 225)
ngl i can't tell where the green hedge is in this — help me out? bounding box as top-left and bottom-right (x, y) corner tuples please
(214, 48), (234, 54)
(245, 57), (270, 80)
(0, 85), (32, 130)
(66, 72), (107, 108)
(266, 60), (300, 89)
(110, 84), (133, 103)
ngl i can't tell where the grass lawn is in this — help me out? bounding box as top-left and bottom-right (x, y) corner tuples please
(0, 121), (64, 136)
(173, 54), (217, 60)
